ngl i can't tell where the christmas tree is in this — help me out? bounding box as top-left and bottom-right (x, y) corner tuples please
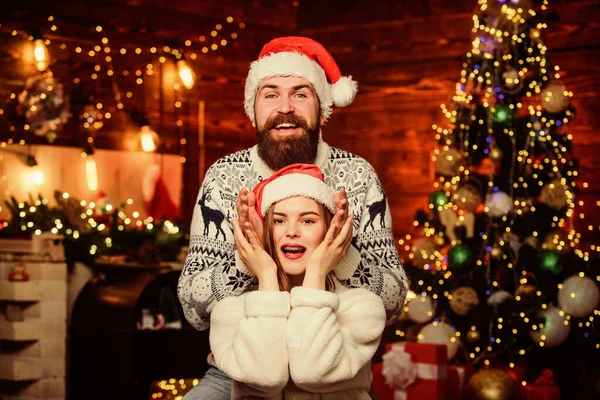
(396, 0), (599, 395)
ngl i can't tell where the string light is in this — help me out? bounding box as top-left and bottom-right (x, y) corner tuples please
(3, 190), (183, 258)
(82, 145), (99, 191)
(176, 59), (196, 89)
(0, 14), (244, 145)
(33, 38), (50, 71)
(140, 125), (158, 152)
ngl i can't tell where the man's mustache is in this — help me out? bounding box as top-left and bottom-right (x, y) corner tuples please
(263, 114), (310, 133)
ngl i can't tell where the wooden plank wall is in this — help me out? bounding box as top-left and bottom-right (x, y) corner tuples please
(295, 0), (600, 249)
(0, 0), (598, 248)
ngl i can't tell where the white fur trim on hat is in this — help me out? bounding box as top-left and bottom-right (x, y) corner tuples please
(244, 52), (334, 122)
(260, 173), (336, 217)
(331, 76), (358, 107)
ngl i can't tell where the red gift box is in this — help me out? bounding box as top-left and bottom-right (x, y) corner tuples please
(372, 362), (393, 400)
(373, 342), (448, 400)
(447, 364), (474, 400)
(524, 369), (560, 400)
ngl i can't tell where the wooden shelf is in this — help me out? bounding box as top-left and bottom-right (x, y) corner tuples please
(2, 377), (65, 399)
(0, 281), (66, 302)
(0, 319), (41, 341)
(0, 356), (42, 381)
(0, 246), (67, 399)
(0, 317), (66, 341)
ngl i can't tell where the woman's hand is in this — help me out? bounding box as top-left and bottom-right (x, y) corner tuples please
(236, 187), (264, 246)
(233, 218), (279, 291)
(303, 213), (353, 290)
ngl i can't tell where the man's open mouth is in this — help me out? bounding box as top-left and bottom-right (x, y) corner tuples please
(275, 123), (299, 130)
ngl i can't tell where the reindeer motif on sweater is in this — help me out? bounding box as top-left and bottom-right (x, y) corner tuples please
(364, 180), (387, 232)
(197, 180), (227, 241)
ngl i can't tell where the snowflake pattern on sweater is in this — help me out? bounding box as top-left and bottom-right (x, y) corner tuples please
(178, 141), (408, 331)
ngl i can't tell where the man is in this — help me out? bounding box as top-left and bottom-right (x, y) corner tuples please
(178, 36), (408, 399)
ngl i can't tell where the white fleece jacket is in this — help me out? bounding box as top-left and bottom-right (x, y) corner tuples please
(209, 283), (386, 399)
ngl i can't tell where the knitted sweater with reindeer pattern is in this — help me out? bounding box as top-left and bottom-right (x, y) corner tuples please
(177, 139), (408, 331)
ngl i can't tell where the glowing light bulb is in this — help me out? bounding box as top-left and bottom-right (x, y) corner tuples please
(177, 59), (196, 89)
(140, 125), (157, 152)
(33, 39), (50, 71)
(30, 165), (45, 185)
(86, 156), (98, 191)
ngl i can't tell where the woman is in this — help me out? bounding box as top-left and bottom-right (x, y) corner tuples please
(209, 164), (386, 399)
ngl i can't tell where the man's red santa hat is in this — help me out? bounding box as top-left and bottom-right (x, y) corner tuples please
(244, 36), (358, 123)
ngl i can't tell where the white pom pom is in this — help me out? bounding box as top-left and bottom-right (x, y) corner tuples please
(331, 76), (358, 107)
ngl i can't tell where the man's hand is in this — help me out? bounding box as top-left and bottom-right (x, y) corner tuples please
(236, 187), (264, 246)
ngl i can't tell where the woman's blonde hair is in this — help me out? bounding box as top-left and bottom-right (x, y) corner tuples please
(263, 200), (336, 292)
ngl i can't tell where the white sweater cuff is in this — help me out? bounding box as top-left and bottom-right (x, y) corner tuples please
(290, 287), (339, 311)
(333, 245), (361, 280)
(244, 291), (290, 318)
(235, 250), (255, 276)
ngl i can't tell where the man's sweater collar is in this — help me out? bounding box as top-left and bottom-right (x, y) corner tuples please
(250, 133), (330, 178)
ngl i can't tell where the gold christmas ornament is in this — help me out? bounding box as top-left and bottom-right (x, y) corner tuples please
(450, 286), (480, 316)
(464, 368), (521, 400)
(530, 28), (542, 42)
(540, 179), (569, 210)
(502, 67), (519, 88)
(501, 67), (523, 95)
(489, 146), (503, 162)
(454, 184), (482, 212)
(490, 244), (503, 260)
(411, 238), (438, 267)
(435, 148), (463, 177)
(466, 328), (481, 344)
(434, 235), (445, 246)
(542, 229), (572, 254)
(515, 284), (536, 297)
(541, 80), (569, 113)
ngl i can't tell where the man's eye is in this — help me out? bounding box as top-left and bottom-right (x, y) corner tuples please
(295, 92), (307, 98)
(265, 93), (277, 99)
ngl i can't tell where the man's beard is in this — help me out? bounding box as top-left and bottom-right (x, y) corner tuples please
(256, 113), (320, 171)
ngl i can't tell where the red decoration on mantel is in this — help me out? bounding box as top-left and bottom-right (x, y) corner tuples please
(8, 263), (29, 281)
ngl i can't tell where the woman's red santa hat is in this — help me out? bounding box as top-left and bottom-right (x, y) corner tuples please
(252, 163), (336, 221)
(244, 36), (358, 123)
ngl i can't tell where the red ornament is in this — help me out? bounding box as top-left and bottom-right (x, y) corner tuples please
(524, 369), (560, 400)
